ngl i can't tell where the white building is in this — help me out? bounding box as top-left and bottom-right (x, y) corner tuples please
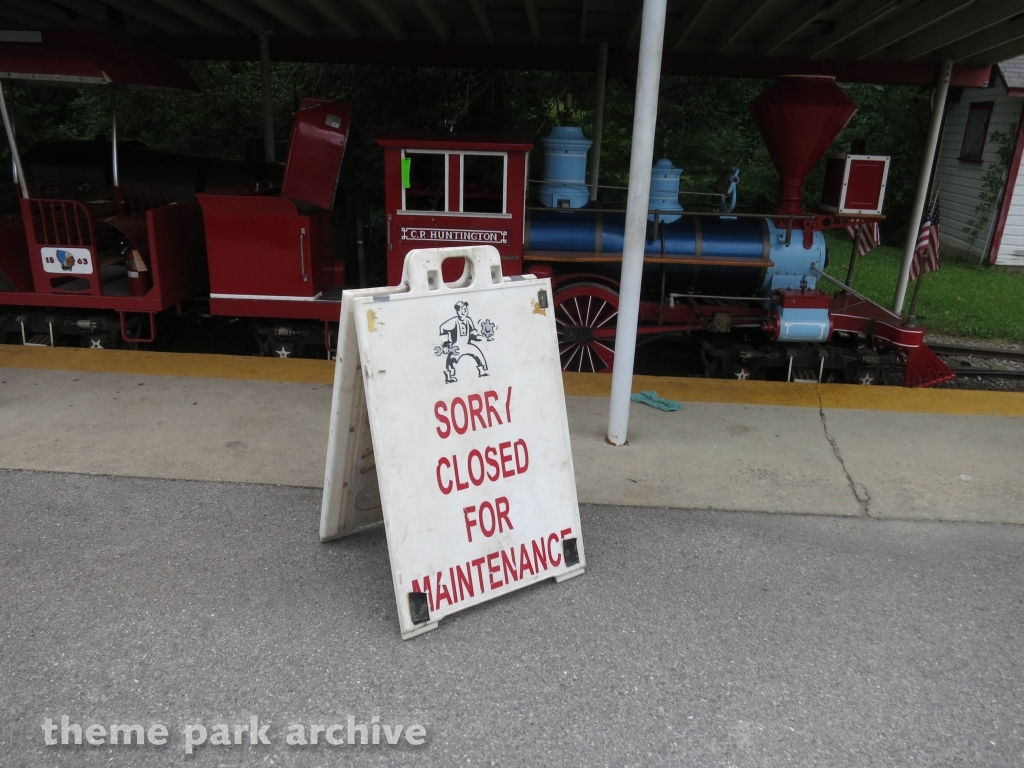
(936, 57), (1024, 266)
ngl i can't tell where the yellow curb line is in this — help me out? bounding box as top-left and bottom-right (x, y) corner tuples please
(561, 372), (1024, 417)
(0, 345), (336, 384)
(4, 345), (1024, 417)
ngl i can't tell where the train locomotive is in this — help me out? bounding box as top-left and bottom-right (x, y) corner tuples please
(381, 75), (953, 387)
(0, 32), (954, 387)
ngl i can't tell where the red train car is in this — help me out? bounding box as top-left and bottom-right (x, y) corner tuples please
(0, 31), (207, 347)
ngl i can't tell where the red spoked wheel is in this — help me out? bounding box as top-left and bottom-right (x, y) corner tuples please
(553, 281), (618, 373)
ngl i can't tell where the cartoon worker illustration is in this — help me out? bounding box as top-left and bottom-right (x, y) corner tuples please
(435, 301), (496, 383)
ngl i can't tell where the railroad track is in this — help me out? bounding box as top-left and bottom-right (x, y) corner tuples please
(928, 343), (1024, 364)
(945, 367), (1024, 379)
(929, 343), (1024, 379)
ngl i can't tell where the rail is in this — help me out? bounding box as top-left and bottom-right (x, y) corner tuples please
(927, 344), (1024, 365)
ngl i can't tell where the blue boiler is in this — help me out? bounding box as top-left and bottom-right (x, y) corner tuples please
(525, 209), (827, 298)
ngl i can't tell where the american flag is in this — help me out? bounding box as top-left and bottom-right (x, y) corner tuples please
(910, 194), (941, 280)
(845, 221), (881, 258)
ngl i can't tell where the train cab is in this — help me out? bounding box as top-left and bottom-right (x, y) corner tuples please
(374, 133), (534, 286)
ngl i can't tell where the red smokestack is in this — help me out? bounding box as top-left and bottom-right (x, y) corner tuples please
(750, 76), (857, 216)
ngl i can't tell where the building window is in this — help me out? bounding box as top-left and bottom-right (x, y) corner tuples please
(403, 151), (447, 211)
(959, 102), (994, 162)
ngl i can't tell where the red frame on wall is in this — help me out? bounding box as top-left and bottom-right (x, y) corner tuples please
(374, 132), (534, 285)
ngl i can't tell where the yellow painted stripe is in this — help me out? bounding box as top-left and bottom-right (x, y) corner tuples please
(0, 345), (335, 384)
(3, 345), (1024, 417)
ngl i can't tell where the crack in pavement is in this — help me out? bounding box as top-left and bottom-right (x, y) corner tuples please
(816, 387), (872, 517)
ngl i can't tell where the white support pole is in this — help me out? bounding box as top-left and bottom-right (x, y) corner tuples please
(588, 39), (608, 203)
(0, 82), (26, 198)
(259, 33), (275, 163)
(606, 0), (667, 447)
(110, 88), (119, 187)
(892, 58), (952, 314)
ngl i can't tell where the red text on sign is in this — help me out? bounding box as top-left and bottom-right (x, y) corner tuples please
(435, 387), (512, 439)
(410, 527), (576, 613)
(463, 497), (513, 542)
(436, 439), (529, 495)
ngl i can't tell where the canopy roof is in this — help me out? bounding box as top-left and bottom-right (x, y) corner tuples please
(2, 1), (1022, 87)
(0, 29), (197, 90)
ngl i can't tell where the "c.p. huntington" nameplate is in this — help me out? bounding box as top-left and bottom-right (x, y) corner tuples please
(400, 227), (509, 245)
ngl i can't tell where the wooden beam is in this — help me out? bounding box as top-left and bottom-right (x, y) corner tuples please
(841, 0), (976, 60)
(622, 3), (642, 49)
(411, 0), (449, 42)
(50, 0), (145, 29)
(934, 12), (1024, 63)
(579, 0), (588, 47)
(727, 0), (792, 42)
(886, 0), (1023, 61)
(0, 0), (99, 29)
(355, 0), (405, 39)
(99, 0), (200, 35)
(807, 0), (900, 60)
(671, 0), (713, 53)
(248, 0), (320, 37)
(468, 0), (494, 44)
(962, 35), (1024, 66)
(714, 0), (773, 54)
(524, 0), (541, 45)
(150, 0), (237, 35)
(760, 0), (831, 56)
(302, 0), (359, 37)
(194, 0), (277, 33)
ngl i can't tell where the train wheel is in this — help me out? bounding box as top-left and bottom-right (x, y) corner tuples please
(553, 282), (618, 373)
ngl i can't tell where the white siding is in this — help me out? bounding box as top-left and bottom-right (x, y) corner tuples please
(934, 82), (1023, 260)
(996, 157), (1024, 265)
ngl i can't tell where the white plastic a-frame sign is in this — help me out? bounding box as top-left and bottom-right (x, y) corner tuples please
(321, 246), (585, 640)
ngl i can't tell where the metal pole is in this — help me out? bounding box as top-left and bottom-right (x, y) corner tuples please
(606, 0), (667, 446)
(259, 33), (275, 163)
(892, 58), (952, 314)
(5, 82), (17, 189)
(588, 40), (608, 203)
(0, 82), (26, 198)
(110, 88), (119, 187)
(845, 225), (861, 287)
(904, 275), (924, 328)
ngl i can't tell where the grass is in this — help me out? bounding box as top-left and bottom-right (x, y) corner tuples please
(822, 232), (1024, 344)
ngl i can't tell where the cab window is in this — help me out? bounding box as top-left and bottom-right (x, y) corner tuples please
(461, 154), (505, 214)
(403, 151), (446, 211)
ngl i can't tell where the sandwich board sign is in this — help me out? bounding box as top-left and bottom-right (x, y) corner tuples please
(320, 246), (585, 639)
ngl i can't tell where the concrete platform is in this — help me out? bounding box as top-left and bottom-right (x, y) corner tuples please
(3, 347), (1024, 766)
(2, 346), (1023, 524)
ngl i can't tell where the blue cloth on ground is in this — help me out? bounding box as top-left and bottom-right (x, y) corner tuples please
(630, 390), (682, 411)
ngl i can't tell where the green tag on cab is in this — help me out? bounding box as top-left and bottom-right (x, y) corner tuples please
(401, 157), (411, 189)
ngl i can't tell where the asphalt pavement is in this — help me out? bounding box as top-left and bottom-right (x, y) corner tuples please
(2, 469), (1022, 767)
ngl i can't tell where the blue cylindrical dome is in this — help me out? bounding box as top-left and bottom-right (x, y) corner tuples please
(537, 126), (592, 209)
(648, 157), (684, 223)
